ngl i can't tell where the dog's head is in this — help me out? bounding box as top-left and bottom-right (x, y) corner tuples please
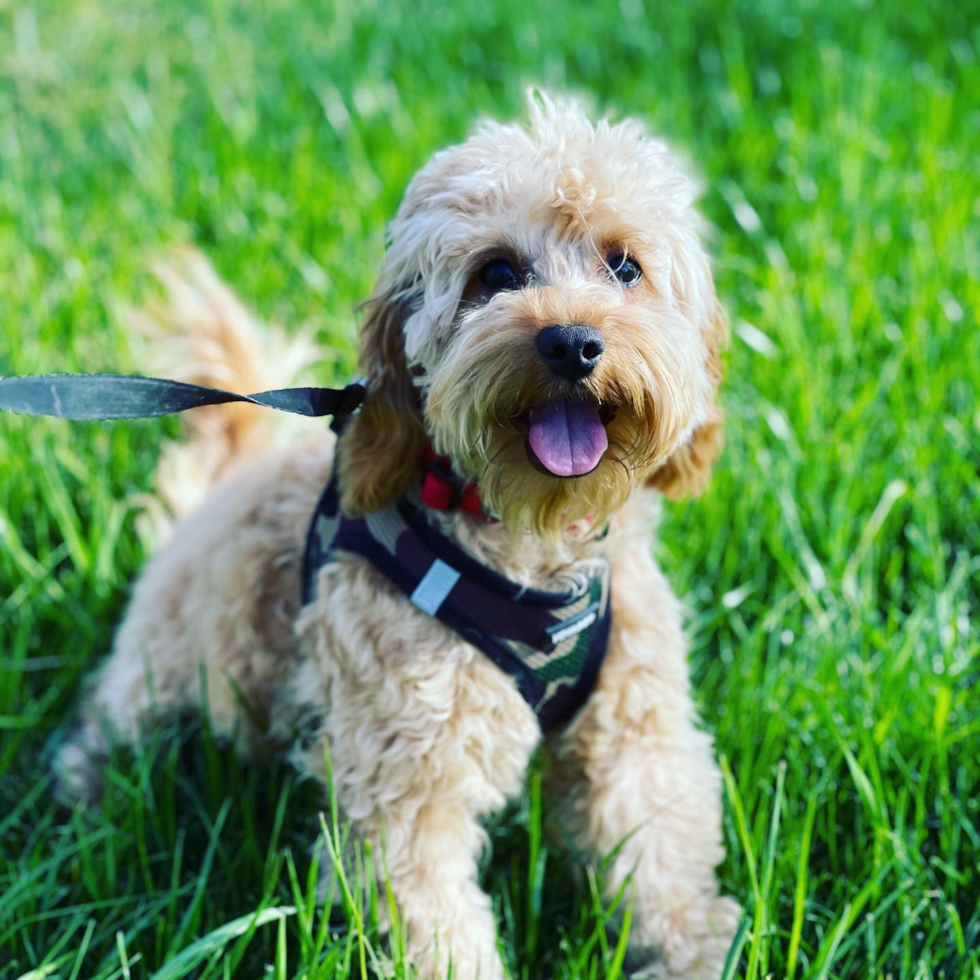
(339, 92), (726, 534)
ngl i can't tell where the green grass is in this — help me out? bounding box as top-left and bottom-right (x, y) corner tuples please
(1, 0), (978, 977)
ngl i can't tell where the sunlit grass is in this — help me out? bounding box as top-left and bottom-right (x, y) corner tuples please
(1, 0), (978, 977)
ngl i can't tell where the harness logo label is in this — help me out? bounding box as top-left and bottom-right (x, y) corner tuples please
(410, 559), (461, 615)
(545, 602), (600, 647)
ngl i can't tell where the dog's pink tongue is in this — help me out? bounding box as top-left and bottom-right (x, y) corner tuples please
(528, 397), (608, 477)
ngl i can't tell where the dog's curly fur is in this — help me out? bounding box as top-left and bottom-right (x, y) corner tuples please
(56, 92), (740, 978)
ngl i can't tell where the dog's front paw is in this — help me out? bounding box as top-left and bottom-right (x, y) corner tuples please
(403, 901), (506, 980)
(410, 933), (505, 980)
(629, 895), (742, 980)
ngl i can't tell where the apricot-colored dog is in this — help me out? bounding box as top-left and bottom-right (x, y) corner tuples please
(58, 93), (739, 978)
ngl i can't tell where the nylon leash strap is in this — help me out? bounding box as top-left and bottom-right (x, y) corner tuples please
(0, 373), (366, 423)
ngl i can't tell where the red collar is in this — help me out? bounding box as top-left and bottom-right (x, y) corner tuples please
(420, 444), (496, 523)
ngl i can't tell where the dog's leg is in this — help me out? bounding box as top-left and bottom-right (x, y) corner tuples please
(289, 597), (540, 980)
(54, 623), (200, 802)
(366, 799), (504, 980)
(555, 550), (740, 979)
(55, 443), (327, 803)
(55, 587), (269, 801)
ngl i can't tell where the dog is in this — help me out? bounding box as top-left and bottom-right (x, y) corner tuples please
(56, 91), (740, 979)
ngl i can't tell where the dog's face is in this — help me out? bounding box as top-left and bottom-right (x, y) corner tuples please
(340, 94), (725, 533)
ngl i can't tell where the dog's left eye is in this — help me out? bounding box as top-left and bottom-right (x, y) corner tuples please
(608, 251), (642, 287)
(479, 260), (520, 292)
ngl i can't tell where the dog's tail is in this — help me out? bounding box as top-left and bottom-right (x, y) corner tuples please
(125, 247), (322, 547)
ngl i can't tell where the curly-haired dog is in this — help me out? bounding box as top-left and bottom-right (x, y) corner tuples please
(56, 93), (740, 978)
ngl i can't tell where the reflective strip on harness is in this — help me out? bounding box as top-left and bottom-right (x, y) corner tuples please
(411, 560), (461, 615)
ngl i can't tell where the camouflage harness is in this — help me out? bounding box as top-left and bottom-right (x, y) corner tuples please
(302, 473), (612, 730)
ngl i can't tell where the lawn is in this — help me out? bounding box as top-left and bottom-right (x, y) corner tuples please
(1, 0), (978, 977)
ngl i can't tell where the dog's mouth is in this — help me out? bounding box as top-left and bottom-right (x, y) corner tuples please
(523, 395), (615, 478)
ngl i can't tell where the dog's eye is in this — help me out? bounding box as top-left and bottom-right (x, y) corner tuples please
(608, 251), (642, 287)
(479, 259), (520, 293)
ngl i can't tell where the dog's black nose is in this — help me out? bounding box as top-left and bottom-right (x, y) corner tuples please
(535, 324), (605, 381)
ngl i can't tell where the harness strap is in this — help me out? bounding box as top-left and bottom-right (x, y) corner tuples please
(0, 373), (367, 422)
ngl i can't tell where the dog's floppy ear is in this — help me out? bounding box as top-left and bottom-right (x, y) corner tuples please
(338, 283), (426, 515)
(647, 253), (728, 499)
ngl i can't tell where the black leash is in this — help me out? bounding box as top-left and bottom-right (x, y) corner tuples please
(0, 373), (367, 423)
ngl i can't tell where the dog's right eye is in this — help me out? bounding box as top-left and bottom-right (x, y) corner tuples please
(479, 260), (520, 293)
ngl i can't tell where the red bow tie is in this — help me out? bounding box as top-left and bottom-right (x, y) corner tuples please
(420, 445), (496, 522)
